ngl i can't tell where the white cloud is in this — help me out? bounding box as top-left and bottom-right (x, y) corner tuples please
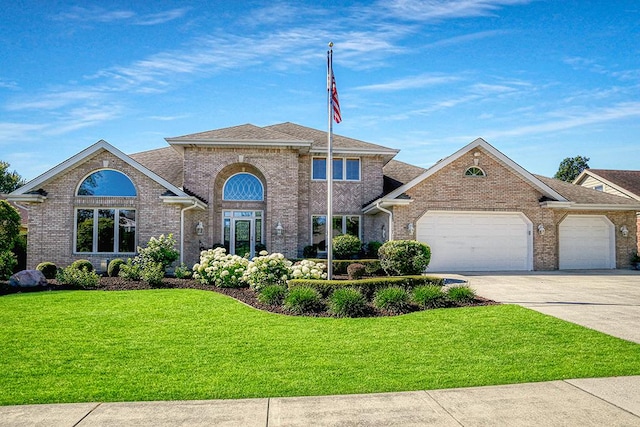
(51, 6), (188, 25)
(356, 73), (461, 91)
(380, 0), (534, 21)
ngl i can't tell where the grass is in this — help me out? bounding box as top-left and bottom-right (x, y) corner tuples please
(1, 289), (640, 405)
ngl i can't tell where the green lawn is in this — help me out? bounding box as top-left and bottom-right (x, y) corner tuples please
(1, 289), (639, 405)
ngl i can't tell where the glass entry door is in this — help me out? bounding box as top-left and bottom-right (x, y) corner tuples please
(233, 219), (252, 258)
(223, 211), (262, 258)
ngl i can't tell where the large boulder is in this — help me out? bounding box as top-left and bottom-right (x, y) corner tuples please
(9, 270), (47, 288)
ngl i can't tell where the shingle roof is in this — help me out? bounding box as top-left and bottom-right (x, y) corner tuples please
(129, 146), (183, 188)
(583, 169), (640, 199)
(166, 123), (306, 143)
(536, 175), (640, 205)
(265, 122), (398, 155)
(383, 159), (427, 186)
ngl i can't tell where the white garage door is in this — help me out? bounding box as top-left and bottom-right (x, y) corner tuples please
(416, 211), (532, 272)
(559, 215), (615, 269)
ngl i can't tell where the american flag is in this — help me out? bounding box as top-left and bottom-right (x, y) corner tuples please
(331, 68), (342, 123)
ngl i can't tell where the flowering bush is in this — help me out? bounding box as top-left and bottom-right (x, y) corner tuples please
(137, 234), (180, 269)
(193, 247), (248, 288)
(243, 251), (292, 291)
(290, 259), (327, 280)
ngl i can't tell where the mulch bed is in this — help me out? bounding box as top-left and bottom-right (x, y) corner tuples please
(0, 276), (498, 317)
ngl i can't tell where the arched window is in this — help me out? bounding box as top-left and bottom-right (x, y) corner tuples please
(77, 170), (136, 196)
(464, 166), (486, 177)
(223, 173), (264, 201)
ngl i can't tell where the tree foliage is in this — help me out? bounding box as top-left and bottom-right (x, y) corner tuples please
(0, 161), (25, 193)
(554, 155), (590, 182)
(0, 200), (20, 252)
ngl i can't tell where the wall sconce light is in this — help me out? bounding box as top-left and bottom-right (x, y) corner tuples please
(537, 224), (545, 236)
(620, 225), (629, 237)
(381, 224), (386, 240)
(275, 221), (284, 236)
(195, 221), (204, 236)
(407, 223), (414, 233)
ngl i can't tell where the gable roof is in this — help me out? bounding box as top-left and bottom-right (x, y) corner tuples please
(364, 138), (567, 213)
(574, 169), (640, 201)
(130, 146), (183, 188)
(8, 140), (206, 208)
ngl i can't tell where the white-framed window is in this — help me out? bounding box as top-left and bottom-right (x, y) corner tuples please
(75, 208), (136, 253)
(77, 169), (137, 196)
(312, 157), (360, 181)
(311, 215), (361, 251)
(464, 166), (486, 177)
(593, 185), (604, 192)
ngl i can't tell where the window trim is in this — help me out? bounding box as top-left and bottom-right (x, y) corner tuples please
(311, 214), (361, 252)
(464, 166), (486, 177)
(74, 207), (137, 254)
(312, 157), (361, 181)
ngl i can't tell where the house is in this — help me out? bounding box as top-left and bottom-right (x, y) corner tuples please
(8, 123), (640, 272)
(574, 169), (640, 252)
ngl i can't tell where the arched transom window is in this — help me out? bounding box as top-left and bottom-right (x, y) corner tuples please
(223, 173), (264, 201)
(77, 170), (136, 196)
(464, 166), (486, 177)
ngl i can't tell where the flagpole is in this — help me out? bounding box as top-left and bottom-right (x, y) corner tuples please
(326, 42), (334, 280)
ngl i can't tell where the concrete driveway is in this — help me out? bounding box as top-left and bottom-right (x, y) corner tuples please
(442, 270), (640, 343)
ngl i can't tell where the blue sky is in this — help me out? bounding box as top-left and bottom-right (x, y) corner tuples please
(1, 0), (639, 181)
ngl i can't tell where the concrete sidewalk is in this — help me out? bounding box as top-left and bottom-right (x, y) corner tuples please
(1, 376), (639, 426)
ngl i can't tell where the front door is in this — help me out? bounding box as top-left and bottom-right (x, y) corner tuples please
(233, 218), (252, 257)
(223, 211), (263, 258)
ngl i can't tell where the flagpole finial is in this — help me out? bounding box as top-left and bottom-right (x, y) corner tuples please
(328, 41), (333, 48)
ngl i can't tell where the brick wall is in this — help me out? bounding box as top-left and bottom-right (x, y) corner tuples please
(26, 150), (183, 270)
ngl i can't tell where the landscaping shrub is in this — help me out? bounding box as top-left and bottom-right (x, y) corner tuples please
(365, 241), (382, 258)
(412, 285), (447, 309)
(374, 286), (411, 314)
(243, 251), (292, 291)
(347, 263), (366, 280)
(140, 262), (165, 286)
(290, 259), (327, 280)
(192, 247), (248, 288)
(288, 275), (444, 300)
(36, 262), (58, 280)
(137, 234), (180, 270)
(364, 260), (384, 276)
(173, 263), (192, 279)
(378, 240), (431, 276)
(447, 285), (476, 304)
(257, 285), (288, 305)
(71, 259), (94, 272)
(0, 250), (17, 280)
(56, 265), (100, 289)
(303, 245), (318, 258)
(107, 259), (125, 278)
(332, 234), (361, 259)
(284, 286), (323, 314)
(118, 258), (142, 281)
(329, 287), (367, 317)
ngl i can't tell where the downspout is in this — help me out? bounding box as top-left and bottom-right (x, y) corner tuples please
(376, 202), (393, 241)
(180, 201), (200, 266)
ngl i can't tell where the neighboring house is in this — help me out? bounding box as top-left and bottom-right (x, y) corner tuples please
(574, 169), (640, 252)
(8, 123), (640, 272)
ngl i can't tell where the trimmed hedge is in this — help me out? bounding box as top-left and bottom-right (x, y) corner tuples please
(306, 259), (382, 276)
(288, 275), (444, 300)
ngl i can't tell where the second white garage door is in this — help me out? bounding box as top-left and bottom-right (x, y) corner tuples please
(559, 215), (615, 269)
(416, 211), (533, 272)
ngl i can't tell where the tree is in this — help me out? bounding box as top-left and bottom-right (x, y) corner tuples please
(0, 200), (20, 278)
(0, 161), (25, 193)
(554, 155), (590, 182)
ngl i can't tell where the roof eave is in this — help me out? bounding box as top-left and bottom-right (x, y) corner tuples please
(160, 196), (207, 209)
(363, 198), (413, 214)
(540, 201), (640, 211)
(6, 194), (46, 203)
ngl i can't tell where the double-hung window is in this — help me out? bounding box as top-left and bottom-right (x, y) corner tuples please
(311, 215), (361, 251)
(312, 157), (360, 181)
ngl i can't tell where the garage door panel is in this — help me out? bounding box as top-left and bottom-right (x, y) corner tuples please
(559, 216), (614, 269)
(416, 211), (532, 272)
